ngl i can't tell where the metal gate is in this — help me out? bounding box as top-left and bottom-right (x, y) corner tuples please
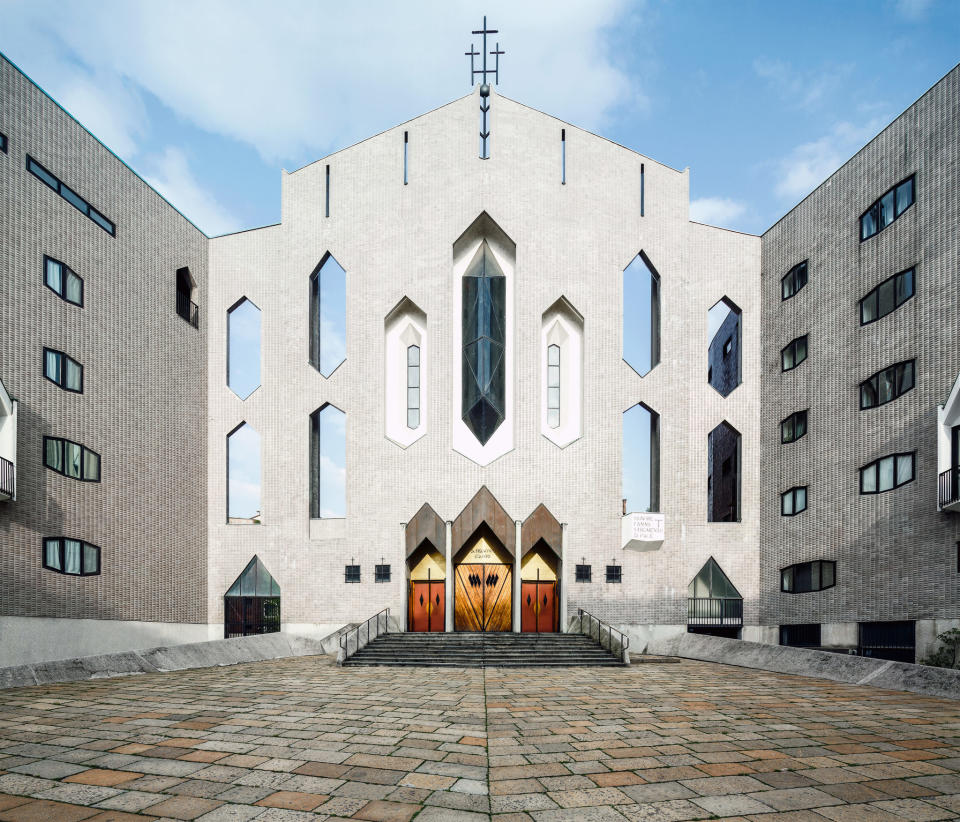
(224, 596), (280, 638)
(858, 620), (915, 663)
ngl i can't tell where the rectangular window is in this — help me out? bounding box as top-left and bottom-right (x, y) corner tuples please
(43, 437), (101, 482)
(780, 623), (821, 647)
(781, 486), (807, 516)
(27, 155), (115, 236)
(375, 564), (391, 583)
(605, 565), (622, 583)
(575, 564), (591, 583)
(859, 360), (915, 410)
(547, 343), (560, 428)
(780, 410), (808, 444)
(860, 174), (915, 241)
(43, 348), (83, 393)
(0, 132), (7, 153)
(781, 560), (835, 593)
(859, 452), (915, 494)
(403, 131), (408, 185)
(344, 564), (360, 583)
(42, 537), (101, 576)
(44, 256), (83, 307)
(561, 128), (566, 185)
(781, 335), (808, 372)
(325, 164), (330, 218)
(860, 267), (915, 325)
(781, 260), (809, 301)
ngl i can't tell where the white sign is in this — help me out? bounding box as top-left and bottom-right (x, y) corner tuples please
(631, 513), (665, 542)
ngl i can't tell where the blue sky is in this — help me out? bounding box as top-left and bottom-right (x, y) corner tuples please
(2, 0), (957, 237)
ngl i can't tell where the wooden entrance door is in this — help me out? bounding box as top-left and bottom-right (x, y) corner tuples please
(409, 580), (445, 632)
(454, 563), (512, 632)
(521, 579), (558, 632)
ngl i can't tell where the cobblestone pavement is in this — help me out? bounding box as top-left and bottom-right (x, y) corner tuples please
(0, 657), (958, 821)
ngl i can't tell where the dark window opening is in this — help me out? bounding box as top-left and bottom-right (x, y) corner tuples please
(781, 335), (808, 371)
(860, 267), (915, 325)
(708, 298), (741, 396)
(561, 128), (566, 185)
(44, 255), (83, 307)
(780, 623), (821, 647)
(781, 486), (808, 516)
(325, 164), (330, 218)
(859, 360), (915, 410)
(375, 564), (391, 583)
(605, 565), (622, 583)
(345, 564), (360, 583)
(640, 162), (645, 217)
(708, 422), (741, 522)
(860, 175), (915, 241)
(781, 560), (835, 593)
(43, 537), (100, 576)
(27, 155), (115, 235)
(781, 410), (808, 444)
(0, 132), (7, 153)
(43, 436), (100, 482)
(781, 260), (809, 300)
(176, 267), (198, 328)
(403, 131), (408, 185)
(43, 348), (83, 393)
(860, 452), (915, 494)
(858, 620), (915, 663)
(688, 557), (742, 627)
(575, 564), (591, 583)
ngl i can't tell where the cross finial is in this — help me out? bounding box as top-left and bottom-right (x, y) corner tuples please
(466, 14), (504, 87)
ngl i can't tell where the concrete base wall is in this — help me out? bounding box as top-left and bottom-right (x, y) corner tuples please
(0, 617), (222, 667)
(648, 632), (960, 700)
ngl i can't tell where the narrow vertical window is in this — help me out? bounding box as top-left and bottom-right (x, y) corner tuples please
(309, 255), (347, 376)
(325, 164), (330, 218)
(227, 423), (261, 524)
(708, 422), (741, 522)
(176, 267), (198, 328)
(708, 298), (742, 396)
(310, 404), (346, 518)
(227, 298), (261, 399)
(403, 131), (408, 185)
(623, 252), (661, 376)
(561, 128), (566, 185)
(547, 344), (560, 428)
(640, 163), (645, 217)
(407, 345), (420, 429)
(623, 403), (660, 513)
(44, 256), (83, 307)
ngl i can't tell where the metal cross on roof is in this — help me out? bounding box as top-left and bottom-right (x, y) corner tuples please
(465, 15), (504, 87)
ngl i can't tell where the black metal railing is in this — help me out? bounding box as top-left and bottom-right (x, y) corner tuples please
(176, 291), (199, 328)
(339, 608), (389, 663)
(687, 597), (743, 626)
(0, 457), (13, 500)
(939, 468), (959, 509)
(575, 608), (629, 663)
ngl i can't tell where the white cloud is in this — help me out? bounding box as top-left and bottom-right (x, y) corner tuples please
(895, 0), (933, 20)
(753, 57), (851, 111)
(142, 147), (240, 235)
(689, 197), (746, 227)
(2, 0), (639, 164)
(773, 115), (890, 201)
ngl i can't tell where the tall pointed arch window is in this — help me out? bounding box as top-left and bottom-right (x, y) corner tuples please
(309, 255), (346, 377)
(462, 241), (505, 444)
(623, 253), (661, 376)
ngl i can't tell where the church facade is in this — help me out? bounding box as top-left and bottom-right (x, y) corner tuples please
(1, 51), (957, 666)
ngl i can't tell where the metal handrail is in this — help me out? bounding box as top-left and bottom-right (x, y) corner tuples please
(0, 456), (13, 500)
(576, 608), (629, 663)
(339, 607), (389, 662)
(939, 468), (959, 509)
(687, 597), (743, 625)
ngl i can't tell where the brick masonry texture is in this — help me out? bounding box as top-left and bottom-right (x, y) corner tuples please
(760, 64), (960, 628)
(0, 55), (208, 623)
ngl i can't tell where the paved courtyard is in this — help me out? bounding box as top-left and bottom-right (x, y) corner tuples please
(0, 657), (957, 821)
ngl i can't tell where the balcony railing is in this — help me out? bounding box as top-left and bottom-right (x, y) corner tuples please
(939, 468), (960, 510)
(176, 291), (199, 328)
(688, 597), (743, 626)
(0, 456), (14, 501)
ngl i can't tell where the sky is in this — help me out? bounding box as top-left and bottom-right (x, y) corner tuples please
(1, 0), (957, 237)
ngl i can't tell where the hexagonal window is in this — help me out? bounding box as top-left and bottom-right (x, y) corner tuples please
(227, 298), (261, 400)
(623, 252), (660, 377)
(707, 298), (741, 397)
(309, 255), (346, 377)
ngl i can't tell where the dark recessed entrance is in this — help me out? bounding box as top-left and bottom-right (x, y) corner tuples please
(224, 555), (280, 638)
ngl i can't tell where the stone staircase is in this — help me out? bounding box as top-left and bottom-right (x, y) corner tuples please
(342, 631), (626, 668)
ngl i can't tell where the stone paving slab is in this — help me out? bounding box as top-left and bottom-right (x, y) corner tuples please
(0, 656), (957, 819)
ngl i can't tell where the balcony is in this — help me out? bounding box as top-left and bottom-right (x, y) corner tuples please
(176, 290), (199, 328)
(687, 597), (743, 627)
(940, 469), (960, 513)
(0, 457), (13, 501)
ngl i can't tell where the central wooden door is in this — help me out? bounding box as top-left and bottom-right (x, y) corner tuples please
(409, 580), (445, 632)
(455, 563), (512, 632)
(521, 579), (558, 632)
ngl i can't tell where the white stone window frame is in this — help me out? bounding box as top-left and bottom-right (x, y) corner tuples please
(541, 297), (583, 449)
(385, 298), (427, 449)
